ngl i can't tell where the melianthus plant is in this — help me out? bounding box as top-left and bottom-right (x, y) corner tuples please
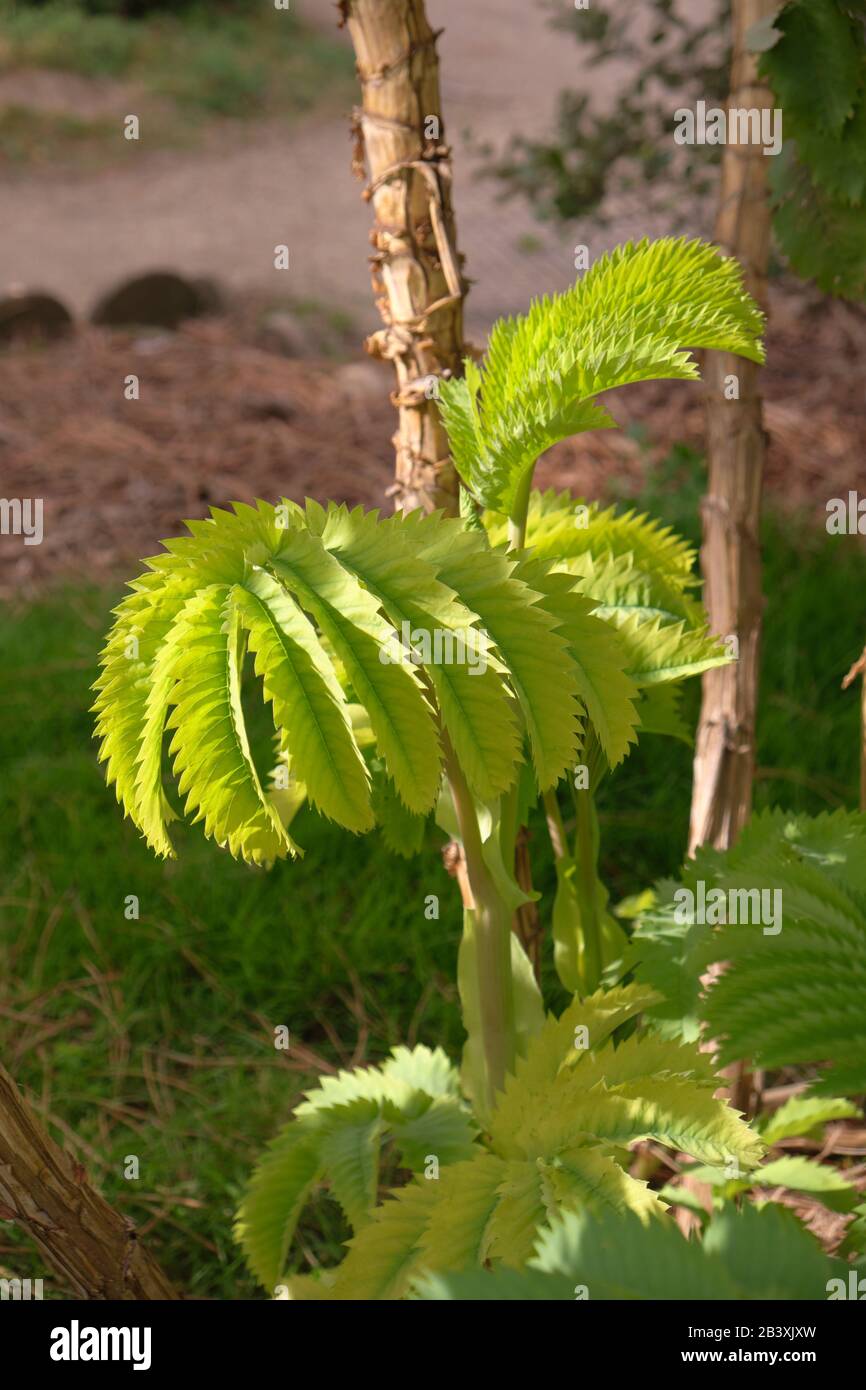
(630, 808), (866, 1093)
(94, 236), (781, 1298)
(415, 1200), (849, 1301)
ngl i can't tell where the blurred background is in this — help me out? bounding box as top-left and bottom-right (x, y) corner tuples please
(1, 0), (864, 1297)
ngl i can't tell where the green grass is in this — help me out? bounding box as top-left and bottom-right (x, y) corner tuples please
(0, 1), (355, 158)
(0, 590), (464, 1298)
(0, 103), (119, 164)
(0, 1), (139, 77)
(1, 465), (864, 1297)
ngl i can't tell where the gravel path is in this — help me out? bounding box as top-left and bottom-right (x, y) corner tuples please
(1, 0), (705, 338)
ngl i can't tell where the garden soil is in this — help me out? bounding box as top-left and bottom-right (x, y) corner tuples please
(1, 282), (864, 600)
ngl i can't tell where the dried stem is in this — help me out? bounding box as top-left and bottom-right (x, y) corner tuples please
(0, 1060), (177, 1300)
(342, 0), (469, 514)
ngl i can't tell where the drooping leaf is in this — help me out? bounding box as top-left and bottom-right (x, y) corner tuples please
(234, 568), (373, 832)
(405, 512), (585, 790)
(318, 504), (522, 801)
(166, 585), (300, 865)
(268, 525), (441, 816)
(96, 502), (625, 859)
(520, 563), (640, 767)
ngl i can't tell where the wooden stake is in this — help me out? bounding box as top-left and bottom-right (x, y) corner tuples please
(688, 0), (775, 856)
(340, 0), (468, 515)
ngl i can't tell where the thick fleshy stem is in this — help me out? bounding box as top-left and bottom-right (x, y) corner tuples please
(574, 785), (603, 994)
(506, 469), (533, 553)
(442, 733), (516, 1113)
(544, 782), (603, 996)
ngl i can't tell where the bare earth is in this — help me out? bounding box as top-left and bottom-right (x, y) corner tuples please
(1, 283), (863, 599)
(1, 0), (864, 603)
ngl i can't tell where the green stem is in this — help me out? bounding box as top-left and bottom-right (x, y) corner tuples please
(543, 787), (568, 863)
(499, 780), (520, 864)
(506, 468), (533, 552)
(442, 736), (516, 1111)
(574, 786), (602, 994)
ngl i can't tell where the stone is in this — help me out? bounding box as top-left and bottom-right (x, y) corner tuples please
(91, 271), (221, 329)
(0, 291), (73, 344)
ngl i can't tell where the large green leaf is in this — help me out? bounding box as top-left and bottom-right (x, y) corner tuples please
(323, 987), (763, 1300)
(490, 494), (727, 760)
(166, 584), (299, 865)
(520, 565), (639, 767)
(404, 511), (584, 790)
(235, 1045), (477, 1289)
(234, 568), (373, 832)
(759, 3), (866, 299)
(234, 1122), (322, 1296)
(316, 503), (522, 801)
(416, 1197), (844, 1301)
(317, 1101), (384, 1231)
(440, 237), (764, 513)
(268, 525), (440, 816)
(633, 810), (866, 1093)
(95, 502), (612, 860)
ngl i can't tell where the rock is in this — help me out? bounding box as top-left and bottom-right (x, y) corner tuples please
(91, 271), (221, 329)
(189, 276), (225, 316)
(256, 310), (308, 358)
(0, 291), (73, 344)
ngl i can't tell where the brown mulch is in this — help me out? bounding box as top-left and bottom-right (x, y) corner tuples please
(1, 281), (865, 600)
(0, 317), (396, 599)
